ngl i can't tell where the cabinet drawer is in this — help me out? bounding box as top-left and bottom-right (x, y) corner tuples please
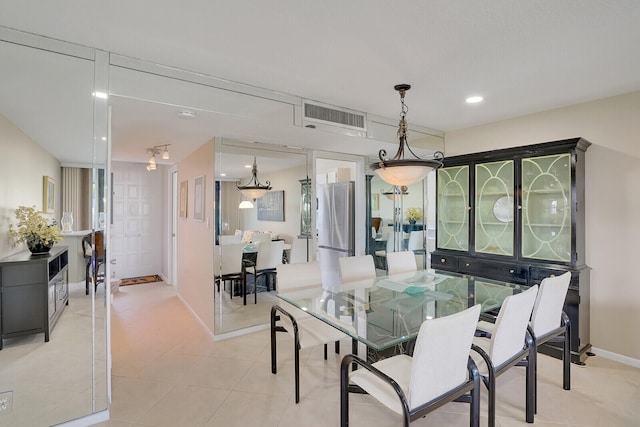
(458, 257), (529, 284)
(432, 253), (458, 272)
(529, 265), (574, 285)
(1, 264), (45, 286)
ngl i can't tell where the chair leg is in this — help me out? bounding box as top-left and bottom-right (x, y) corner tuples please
(270, 309), (278, 375)
(85, 261), (91, 295)
(526, 345), (536, 423)
(340, 356), (351, 427)
(563, 328), (571, 390)
(470, 371), (480, 427)
(294, 332), (301, 403)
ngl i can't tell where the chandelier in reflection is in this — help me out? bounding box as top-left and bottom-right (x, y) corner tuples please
(370, 84), (443, 186)
(236, 157), (271, 199)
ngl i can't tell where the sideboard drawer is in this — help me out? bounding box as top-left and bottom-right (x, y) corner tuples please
(458, 257), (529, 284)
(432, 253), (458, 272)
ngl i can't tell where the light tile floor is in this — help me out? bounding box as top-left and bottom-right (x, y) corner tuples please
(98, 281), (640, 427)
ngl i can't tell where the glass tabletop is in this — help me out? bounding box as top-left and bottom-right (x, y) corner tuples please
(277, 269), (528, 351)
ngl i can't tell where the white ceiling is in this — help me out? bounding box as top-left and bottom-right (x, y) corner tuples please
(2, 1), (640, 167)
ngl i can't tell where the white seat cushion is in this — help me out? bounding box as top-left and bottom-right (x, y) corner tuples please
(350, 355), (413, 414)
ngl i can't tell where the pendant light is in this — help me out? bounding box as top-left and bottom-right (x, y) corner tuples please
(370, 84), (444, 186)
(381, 185), (409, 200)
(236, 157), (271, 199)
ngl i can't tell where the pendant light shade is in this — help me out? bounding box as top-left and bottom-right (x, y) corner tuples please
(237, 157), (271, 199)
(239, 200), (255, 209)
(370, 84), (444, 186)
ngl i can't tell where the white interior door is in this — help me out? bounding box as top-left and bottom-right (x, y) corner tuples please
(111, 162), (163, 279)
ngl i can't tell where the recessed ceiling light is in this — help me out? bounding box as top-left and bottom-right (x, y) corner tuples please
(92, 91), (108, 99)
(177, 110), (196, 119)
(466, 96), (483, 104)
(244, 164), (252, 168)
(220, 173), (226, 177)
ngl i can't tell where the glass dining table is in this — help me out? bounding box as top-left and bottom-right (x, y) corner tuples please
(277, 269), (529, 359)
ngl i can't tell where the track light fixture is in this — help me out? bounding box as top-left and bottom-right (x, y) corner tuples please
(145, 144), (171, 171)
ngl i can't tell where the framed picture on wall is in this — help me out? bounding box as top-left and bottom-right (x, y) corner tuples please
(179, 180), (188, 217)
(371, 193), (380, 211)
(193, 176), (205, 221)
(43, 176), (55, 213)
(257, 190), (285, 222)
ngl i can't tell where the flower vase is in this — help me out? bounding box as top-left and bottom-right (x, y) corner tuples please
(409, 219), (416, 225)
(28, 241), (53, 255)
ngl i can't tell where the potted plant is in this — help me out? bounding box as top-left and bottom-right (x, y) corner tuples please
(405, 207), (423, 224)
(8, 205), (62, 254)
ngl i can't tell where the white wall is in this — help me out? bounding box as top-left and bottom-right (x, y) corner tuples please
(177, 139), (215, 333)
(445, 90), (640, 361)
(1, 113), (61, 259)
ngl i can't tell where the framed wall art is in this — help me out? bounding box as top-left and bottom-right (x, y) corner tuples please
(179, 180), (188, 217)
(193, 175), (205, 221)
(257, 190), (284, 222)
(43, 176), (55, 213)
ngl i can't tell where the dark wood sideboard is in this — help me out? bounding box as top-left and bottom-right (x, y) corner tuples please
(0, 246), (69, 349)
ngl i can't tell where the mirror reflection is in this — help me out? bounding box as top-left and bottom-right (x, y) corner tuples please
(214, 140), (309, 335)
(0, 33), (107, 425)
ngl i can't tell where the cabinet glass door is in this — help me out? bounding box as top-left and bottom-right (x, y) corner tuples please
(437, 165), (469, 251)
(475, 160), (514, 256)
(521, 153), (571, 262)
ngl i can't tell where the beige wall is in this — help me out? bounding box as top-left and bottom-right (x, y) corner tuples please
(177, 139), (215, 333)
(1, 113), (61, 259)
(445, 90), (640, 361)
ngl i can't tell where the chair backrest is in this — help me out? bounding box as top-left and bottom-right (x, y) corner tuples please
(219, 234), (242, 245)
(218, 243), (244, 276)
(276, 261), (322, 292)
(82, 230), (105, 258)
(256, 240), (284, 270)
(339, 255), (376, 283)
(251, 232), (272, 244)
(288, 238), (308, 264)
(378, 225), (393, 239)
(386, 251), (417, 276)
(371, 217), (382, 232)
(489, 285), (539, 366)
(530, 271), (571, 337)
(409, 304), (481, 409)
(407, 230), (425, 251)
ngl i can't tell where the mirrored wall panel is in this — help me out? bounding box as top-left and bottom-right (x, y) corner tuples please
(0, 29), (108, 425)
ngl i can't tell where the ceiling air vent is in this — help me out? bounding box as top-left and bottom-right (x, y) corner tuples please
(302, 100), (367, 135)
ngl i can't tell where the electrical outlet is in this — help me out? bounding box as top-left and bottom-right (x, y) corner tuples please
(0, 391), (13, 413)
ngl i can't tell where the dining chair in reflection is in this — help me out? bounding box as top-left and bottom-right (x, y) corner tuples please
(288, 238), (308, 264)
(245, 240), (284, 300)
(218, 234), (242, 245)
(214, 243), (245, 299)
(82, 230), (105, 295)
(340, 304), (482, 427)
(271, 261), (348, 403)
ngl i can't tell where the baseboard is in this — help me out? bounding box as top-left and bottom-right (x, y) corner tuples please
(176, 293), (216, 342)
(591, 347), (640, 368)
(54, 409), (109, 426)
(213, 323), (270, 341)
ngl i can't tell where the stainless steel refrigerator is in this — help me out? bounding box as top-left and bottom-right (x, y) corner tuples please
(317, 181), (355, 287)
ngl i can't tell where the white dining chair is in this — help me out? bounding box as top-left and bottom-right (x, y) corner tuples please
(471, 285), (539, 426)
(288, 238), (308, 264)
(251, 231), (272, 244)
(407, 230), (425, 268)
(218, 234), (241, 245)
(340, 304), (482, 427)
(271, 261), (349, 403)
(339, 254), (376, 283)
(386, 250), (417, 276)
